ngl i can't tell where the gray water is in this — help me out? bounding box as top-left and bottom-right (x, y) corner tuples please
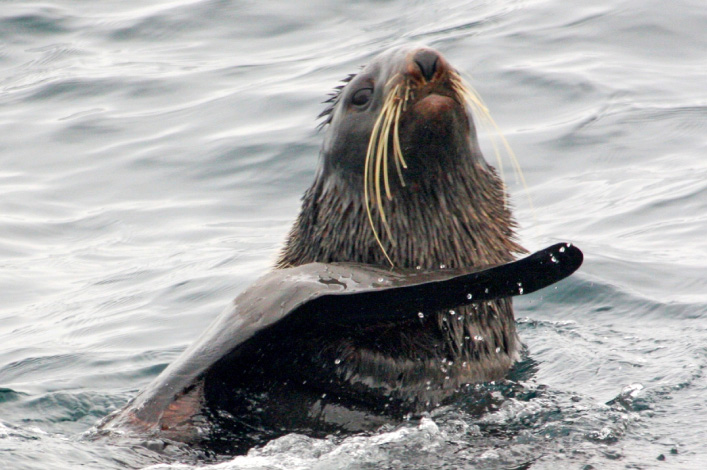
(1, 0), (705, 469)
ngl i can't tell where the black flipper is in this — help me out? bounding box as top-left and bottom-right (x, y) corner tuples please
(308, 242), (583, 324)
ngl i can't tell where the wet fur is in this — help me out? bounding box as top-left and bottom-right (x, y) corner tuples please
(277, 79), (526, 409)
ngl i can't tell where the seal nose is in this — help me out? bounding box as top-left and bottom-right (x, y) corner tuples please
(413, 49), (439, 82)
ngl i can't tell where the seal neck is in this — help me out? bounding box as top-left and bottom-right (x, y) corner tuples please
(276, 159), (524, 270)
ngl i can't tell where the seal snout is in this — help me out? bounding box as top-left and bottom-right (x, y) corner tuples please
(413, 49), (439, 82)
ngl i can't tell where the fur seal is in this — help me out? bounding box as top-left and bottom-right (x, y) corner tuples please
(98, 45), (583, 453)
(275, 45), (524, 422)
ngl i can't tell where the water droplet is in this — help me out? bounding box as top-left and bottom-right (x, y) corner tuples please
(334, 359), (341, 365)
(484, 288), (489, 294)
(466, 293), (473, 300)
(439, 264), (446, 269)
(449, 310), (456, 315)
(559, 246), (566, 253)
(464, 335), (470, 340)
(495, 347), (501, 353)
(416, 265), (422, 270)
(474, 335), (484, 341)
(321, 393), (327, 399)
(378, 277), (384, 282)
(462, 361), (467, 367)
(418, 311), (425, 318)
(550, 255), (558, 263)
(519, 287), (524, 294)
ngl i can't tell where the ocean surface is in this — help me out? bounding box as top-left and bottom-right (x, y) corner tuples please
(1, 0), (705, 469)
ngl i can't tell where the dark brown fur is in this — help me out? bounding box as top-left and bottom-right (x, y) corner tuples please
(275, 46), (526, 411)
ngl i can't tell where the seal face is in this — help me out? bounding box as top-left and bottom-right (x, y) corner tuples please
(273, 45), (525, 418)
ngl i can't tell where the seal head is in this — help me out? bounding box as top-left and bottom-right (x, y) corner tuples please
(278, 45), (522, 270)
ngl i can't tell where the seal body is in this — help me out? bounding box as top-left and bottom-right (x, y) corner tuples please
(270, 46), (525, 417)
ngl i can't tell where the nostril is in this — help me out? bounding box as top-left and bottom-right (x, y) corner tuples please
(413, 50), (439, 82)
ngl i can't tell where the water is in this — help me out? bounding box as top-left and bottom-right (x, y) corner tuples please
(1, 0), (705, 468)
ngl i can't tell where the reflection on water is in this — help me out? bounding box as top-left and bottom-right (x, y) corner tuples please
(1, 0), (705, 469)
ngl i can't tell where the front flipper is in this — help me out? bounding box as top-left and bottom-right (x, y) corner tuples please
(307, 242), (583, 324)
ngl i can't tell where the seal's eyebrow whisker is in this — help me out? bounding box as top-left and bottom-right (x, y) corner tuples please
(317, 73), (357, 129)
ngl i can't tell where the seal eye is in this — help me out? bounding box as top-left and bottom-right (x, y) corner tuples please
(351, 87), (373, 107)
